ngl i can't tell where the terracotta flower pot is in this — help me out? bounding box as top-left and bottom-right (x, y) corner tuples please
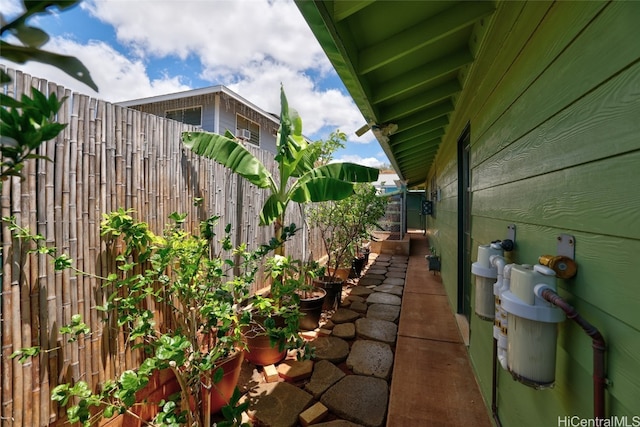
(195, 350), (245, 414)
(242, 315), (287, 366)
(327, 267), (351, 281)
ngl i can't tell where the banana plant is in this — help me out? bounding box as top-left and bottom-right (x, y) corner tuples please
(181, 86), (379, 254)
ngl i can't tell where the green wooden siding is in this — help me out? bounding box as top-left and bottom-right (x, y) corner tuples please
(427, 0), (640, 424)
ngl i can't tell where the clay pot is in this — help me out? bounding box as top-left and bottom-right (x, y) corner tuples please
(242, 315), (287, 366)
(327, 267), (351, 281)
(196, 350), (245, 414)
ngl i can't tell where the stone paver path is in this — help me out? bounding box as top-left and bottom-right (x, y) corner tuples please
(233, 252), (407, 427)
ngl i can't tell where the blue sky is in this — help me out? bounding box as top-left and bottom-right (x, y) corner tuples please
(0, 0), (391, 168)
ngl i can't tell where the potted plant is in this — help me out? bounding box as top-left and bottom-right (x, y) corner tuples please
(263, 255), (327, 332)
(181, 86), (379, 356)
(68, 210), (289, 426)
(307, 183), (388, 308)
(426, 247), (441, 273)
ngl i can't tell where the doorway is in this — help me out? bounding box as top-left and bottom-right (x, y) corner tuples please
(457, 124), (471, 319)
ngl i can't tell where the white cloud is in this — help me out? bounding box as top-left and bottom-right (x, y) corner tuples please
(83, 0), (328, 72)
(0, 37), (191, 102)
(335, 154), (386, 169)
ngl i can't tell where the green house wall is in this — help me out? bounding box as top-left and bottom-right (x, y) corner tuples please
(426, 1), (640, 424)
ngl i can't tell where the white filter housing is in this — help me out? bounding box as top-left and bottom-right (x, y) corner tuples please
(475, 276), (496, 319)
(501, 264), (565, 388)
(471, 244), (503, 320)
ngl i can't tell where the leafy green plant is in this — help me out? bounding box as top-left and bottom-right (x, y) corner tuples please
(308, 183), (388, 280)
(0, 87), (67, 180)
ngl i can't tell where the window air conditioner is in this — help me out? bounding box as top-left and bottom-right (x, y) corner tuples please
(238, 129), (251, 140)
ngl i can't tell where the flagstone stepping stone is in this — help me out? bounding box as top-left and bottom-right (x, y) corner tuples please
(311, 336), (350, 363)
(362, 273), (386, 281)
(331, 308), (360, 324)
(332, 322), (356, 339)
(277, 359), (314, 382)
(391, 256), (409, 263)
(388, 265), (407, 272)
(382, 277), (405, 286)
(305, 359), (346, 399)
(321, 375), (389, 427)
(366, 292), (402, 306)
(346, 340), (394, 380)
(367, 303), (400, 322)
(344, 295), (365, 304)
(372, 261), (390, 267)
(245, 381), (314, 427)
(358, 277), (383, 287)
(366, 268), (388, 276)
(373, 284), (403, 296)
(349, 301), (368, 313)
(386, 270), (406, 279)
(349, 286), (373, 297)
(376, 255), (392, 261)
(355, 318), (398, 344)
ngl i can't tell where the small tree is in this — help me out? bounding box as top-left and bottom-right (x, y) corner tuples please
(308, 183), (388, 281)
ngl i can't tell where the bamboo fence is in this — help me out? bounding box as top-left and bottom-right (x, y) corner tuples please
(0, 68), (324, 426)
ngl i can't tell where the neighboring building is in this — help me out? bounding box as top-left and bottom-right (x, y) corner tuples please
(298, 1), (639, 425)
(372, 172), (401, 194)
(119, 85), (281, 153)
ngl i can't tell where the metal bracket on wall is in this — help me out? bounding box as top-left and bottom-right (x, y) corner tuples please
(507, 224), (516, 243)
(557, 234), (576, 260)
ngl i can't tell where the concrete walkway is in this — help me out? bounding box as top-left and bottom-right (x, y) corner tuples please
(387, 232), (492, 427)
(229, 232), (492, 427)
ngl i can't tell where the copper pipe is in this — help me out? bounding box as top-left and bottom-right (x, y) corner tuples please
(539, 288), (606, 420)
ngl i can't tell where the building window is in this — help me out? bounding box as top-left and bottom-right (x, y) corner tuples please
(236, 114), (260, 146)
(166, 106), (202, 126)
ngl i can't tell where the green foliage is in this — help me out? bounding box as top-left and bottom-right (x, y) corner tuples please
(59, 314), (90, 342)
(181, 86), (379, 229)
(0, 87), (66, 180)
(218, 388), (250, 427)
(313, 129), (347, 166)
(308, 183), (388, 277)
(0, 1), (98, 90)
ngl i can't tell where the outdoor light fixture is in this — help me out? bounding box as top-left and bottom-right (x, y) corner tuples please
(355, 122), (398, 137)
(355, 121), (375, 137)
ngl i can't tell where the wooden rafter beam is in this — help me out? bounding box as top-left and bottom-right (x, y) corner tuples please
(391, 127), (444, 146)
(381, 94), (456, 123)
(333, 0), (375, 21)
(373, 49), (473, 103)
(358, 1), (494, 74)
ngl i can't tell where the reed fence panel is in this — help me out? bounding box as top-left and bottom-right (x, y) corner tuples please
(0, 68), (324, 426)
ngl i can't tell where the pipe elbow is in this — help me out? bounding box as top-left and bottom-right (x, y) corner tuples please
(490, 255), (507, 274)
